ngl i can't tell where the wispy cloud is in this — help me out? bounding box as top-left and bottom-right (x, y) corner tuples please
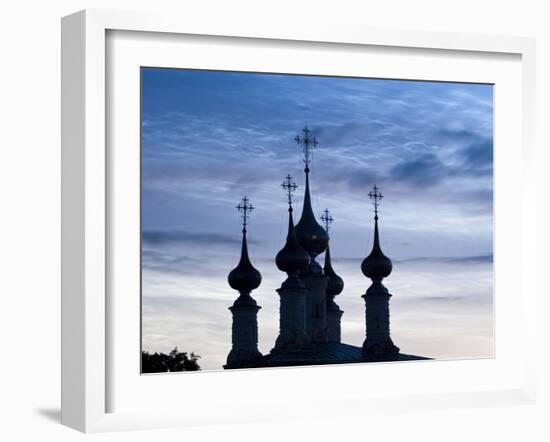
(142, 230), (253, 247)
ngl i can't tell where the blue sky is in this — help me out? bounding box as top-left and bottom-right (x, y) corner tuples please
(141, 68), (494, 371)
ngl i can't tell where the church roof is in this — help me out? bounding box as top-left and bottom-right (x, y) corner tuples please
(237, 342), (430, 368)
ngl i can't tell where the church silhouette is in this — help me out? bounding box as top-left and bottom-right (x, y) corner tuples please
(224, 127), (428, 369)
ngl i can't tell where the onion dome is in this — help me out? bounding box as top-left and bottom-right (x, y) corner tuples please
(324, 245), (344, 296)
(361, 215), (393, 282)
(276, 207), (311, 276)
(228, 229), (262, 294)
(295, 167), (329, 258)
(361, 185), (392, 291)
(228, 197), (262, 299)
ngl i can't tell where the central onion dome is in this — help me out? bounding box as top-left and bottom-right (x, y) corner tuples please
(228, 229), (262, 297)
(361, 215), (393, 282)
(295, 167), (329, 258)
(276, 207), (311, 276)
(324, 245), (344, 296)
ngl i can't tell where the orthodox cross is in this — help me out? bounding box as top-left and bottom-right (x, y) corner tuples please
(236, 196), (254, 232)
(294, 126), (318, 167)
(281, 174), (298, 209)
(368, 185), (383, 218)
(320, 208), (334, 233)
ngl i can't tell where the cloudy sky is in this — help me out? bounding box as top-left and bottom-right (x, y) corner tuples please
(141, 68), (494, 371)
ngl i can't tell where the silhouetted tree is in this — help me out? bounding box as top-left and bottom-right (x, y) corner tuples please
(141, 347), (201, 373)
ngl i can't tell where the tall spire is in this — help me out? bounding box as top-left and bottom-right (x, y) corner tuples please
(321, 209), (344, 343)
(361, 185), (392, 291)
(225, 196), (263, 369)
(321, 209), (344, 297)
(275, 175), (310, 285)
(274, 175), (311, 350)
(361, 185), (399, 358)
(228, 196), (262, 302)
(294, 126), (329, 269)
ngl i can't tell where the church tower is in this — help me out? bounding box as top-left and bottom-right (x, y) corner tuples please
(294, 127), (329, 342)
(225, 196), (263, 369)
(361, 185), (400, 360)
(321, 209), (344, 343)
(274, 175), (311, 350)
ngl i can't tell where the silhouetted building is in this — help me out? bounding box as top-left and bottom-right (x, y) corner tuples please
(224, 197), (263, 369)
(225, 127), (428, 369)
(361, 185), (401, 360)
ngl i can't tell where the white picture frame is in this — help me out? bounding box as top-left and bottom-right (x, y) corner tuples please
(61, 9), (537, 433)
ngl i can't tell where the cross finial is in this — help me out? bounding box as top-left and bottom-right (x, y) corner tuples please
(236, 196), (254, 232)
(295, 125), (318, 168)
(320, 208), (334, 233)
(281, 174), (298, 209)
(368, 185), (384, 218)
